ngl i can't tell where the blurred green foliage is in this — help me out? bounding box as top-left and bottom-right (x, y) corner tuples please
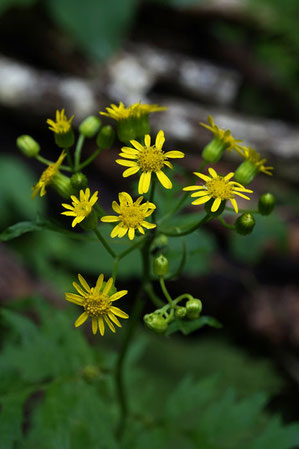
(0, 297), (298, 449)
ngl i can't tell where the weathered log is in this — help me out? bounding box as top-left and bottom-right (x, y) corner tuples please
(0, 49), (298, 158)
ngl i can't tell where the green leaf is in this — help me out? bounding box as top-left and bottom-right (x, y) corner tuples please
(45, 0), (138, 61)
(166, 315), (222, 336)
(0, 221), (43, 241)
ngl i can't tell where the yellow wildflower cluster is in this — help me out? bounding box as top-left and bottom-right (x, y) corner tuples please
(27, 104), (274, 337)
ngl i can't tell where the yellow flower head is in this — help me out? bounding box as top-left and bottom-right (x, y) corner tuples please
(101, 192), (156, 240)
(100, 102), (167, 121)
(116, 130), (185, 194)
(66, 273), (129, 335)
(61, 188), (99, 227)
(47, 109), (74, 134)
(235, 146), (274, 176)
(183, 167), (253, 213)
(32, 151), (66, 198)
(200, 115), (242, 150)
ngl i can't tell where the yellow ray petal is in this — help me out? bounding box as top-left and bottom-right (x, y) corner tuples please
(110, 306), (129, 318)
(92, 317), (98, 334)
(211, 197), (221, 212)
(98, 317), (105, 336)
(156, 170), (172, 189)
(75, 312), (89, 327)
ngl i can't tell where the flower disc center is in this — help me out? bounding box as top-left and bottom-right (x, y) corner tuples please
(206, 178), (233, 200)
(84, 293), (111, 318)
(120, 205), (144, 228)
(137, 147), (165, 172)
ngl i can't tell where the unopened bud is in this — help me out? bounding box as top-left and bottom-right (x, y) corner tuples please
(144, 313), (168, 333)
(71, 172), (88, 191)
(186, 298), (202, 319)
(175, 306), (187, 318)
(51, 172), (74, 198)
(153, 254), (169, 277)
(96, 125), (115, 149)
(79, 116), (101, 138)
(234, 161), (258, 185)
(235, 213), (255, 235)
(258, 193), (275, 216)
(17, 135), (40, 157)
(202, 137), (226, 163)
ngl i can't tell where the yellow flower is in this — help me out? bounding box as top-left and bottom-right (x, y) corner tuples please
(32, 151), (66, 198)
(65, 273), (129, 336)
(200, 115), (242, 150)
(183, 167), (253, 213)
(101, 192), (156, 240)
(47, 109), (74, 134)
(100, 102), (167, 121)
(116, 130), (185, 194)
(235, 146), (274, 176)
(61, 188), (99, 227)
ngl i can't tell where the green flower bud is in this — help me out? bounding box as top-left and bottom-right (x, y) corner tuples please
(116, 118), (136, 143)
(54, 129), (75, 149)
(51, 172), (74, 198)
(235, 213), (255, 235)
(16, 135), (40, 157)
(70, 172), (88, 191)
(135, 115), (150, 138)
(258, 193), (276, 216)
(175, 306), (187, 318)
(80, 210), (98, 231)
(202, 137), (226, 163)
(186, 298), (202, 319)
(204, 198), (226, 216)
(234, 161), (258, 185)
(144, 313), (168, 333)
(79, 116), (102, 138)
(96, 125), (115, 149)
(153, 254), (169, 277)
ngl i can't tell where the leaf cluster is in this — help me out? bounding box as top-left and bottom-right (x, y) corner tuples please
(1, 298), (299, 449)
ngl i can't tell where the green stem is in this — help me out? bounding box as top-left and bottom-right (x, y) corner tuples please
(93, 228), (116, 258)
(74, 134), (85, 172)
(217, 216), (235, 230)
(159, 277), (174, 307)
(162, 213), (212, 237)
(115, 287), (144, 439)
(65, 148), (74, 171)
(225, 207), (259, 214)
(79, 148), (102, 171)
(144, 282), (164, 308)
(112, 257), (119, 282)
(118, 236), (146, 260)
(35, 155), (71, 172)
(158, 162), (207, 225)
(158, 191), (189, 225)
(115, 234), (153, 439)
